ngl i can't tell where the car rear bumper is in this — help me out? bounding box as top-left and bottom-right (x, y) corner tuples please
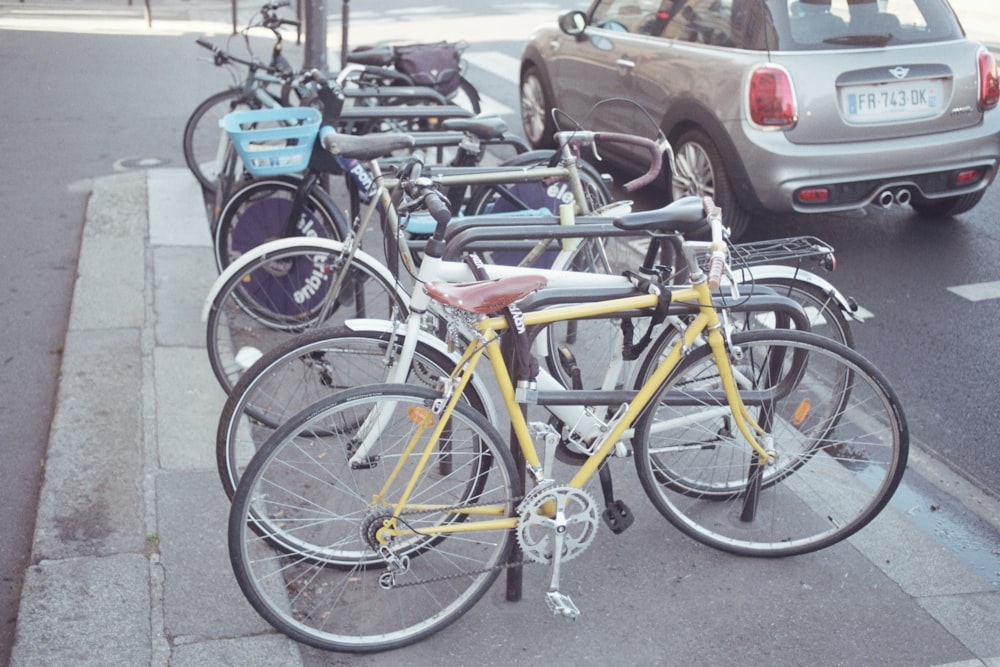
(733, 115), (1000, 214)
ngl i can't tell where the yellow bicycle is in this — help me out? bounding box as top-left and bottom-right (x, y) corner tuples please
(227, 199), (908, 652)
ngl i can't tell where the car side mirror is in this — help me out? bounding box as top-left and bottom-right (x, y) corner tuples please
(559, 10), (587, 37)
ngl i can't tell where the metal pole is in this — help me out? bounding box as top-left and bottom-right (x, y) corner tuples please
(341, 0), (350, 68)
(303, 0), (329, 72)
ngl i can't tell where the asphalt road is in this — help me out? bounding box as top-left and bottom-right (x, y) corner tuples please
(1, 0), (998, 662)
(0, 7), (239, 661)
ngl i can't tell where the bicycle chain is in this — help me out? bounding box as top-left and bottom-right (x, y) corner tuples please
(376, 494), (535, 589)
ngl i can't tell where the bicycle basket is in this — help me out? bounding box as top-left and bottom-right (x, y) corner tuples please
(221, 107), (322, 177)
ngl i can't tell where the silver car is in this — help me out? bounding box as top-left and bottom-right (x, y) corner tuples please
(520, 0), (1000, 238)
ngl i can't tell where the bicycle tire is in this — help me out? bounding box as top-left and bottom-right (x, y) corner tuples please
(632, 329), (908, 557)
(216, 326), (491, 499)
(183, 88), (259, 194)
(634, 321), (853, 493)
(205, 242), (409, 394)
(213, 176), (348, 272)
(228, 384), (518, 652)
(450, 75), (481, 115)
(742, 277), (854, 350)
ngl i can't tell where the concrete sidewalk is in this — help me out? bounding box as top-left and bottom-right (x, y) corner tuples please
(9, 166), (1000, 666)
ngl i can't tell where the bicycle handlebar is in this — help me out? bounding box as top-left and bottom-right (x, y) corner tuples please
(554, 131), (665, 193)
(195, 38), (268, 71)
(397, 152), (451, 226)
(196, 0), (300, 71)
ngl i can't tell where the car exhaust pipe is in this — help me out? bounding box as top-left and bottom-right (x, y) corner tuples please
(878, 189), (895, 208)
(895, 188), (911, 206)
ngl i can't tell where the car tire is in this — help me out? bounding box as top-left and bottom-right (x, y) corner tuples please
(671, 128), (751, 240)
(520, 64), (557, 149)
(910, 190), (984, 218)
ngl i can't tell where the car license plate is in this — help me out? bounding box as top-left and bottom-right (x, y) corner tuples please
(841, 79), (944, 123)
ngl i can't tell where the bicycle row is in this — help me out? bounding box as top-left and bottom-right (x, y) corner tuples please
(214, 160), (907, 651)
(182, 9), (905, 653)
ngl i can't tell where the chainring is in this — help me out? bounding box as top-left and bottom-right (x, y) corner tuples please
(516, 485), (599, 565)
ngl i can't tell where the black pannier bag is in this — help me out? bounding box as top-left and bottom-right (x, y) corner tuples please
(393, 42), (462, 98)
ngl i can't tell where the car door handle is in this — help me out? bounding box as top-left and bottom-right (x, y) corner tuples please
(615, 57), (636, 70)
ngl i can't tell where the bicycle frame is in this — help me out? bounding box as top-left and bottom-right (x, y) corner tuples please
(368, 246), (773, 544)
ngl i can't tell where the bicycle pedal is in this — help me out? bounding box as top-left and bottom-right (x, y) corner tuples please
(602, 499), (634, 534)
(545, 590), (580, 620)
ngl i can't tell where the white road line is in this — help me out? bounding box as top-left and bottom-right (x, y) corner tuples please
(477, 94), (515, 116)
(852, 305), (876, 321)
(947, 280), (1000, 302)
(463, 51), (522, 85)
(462, 51), (520, 115)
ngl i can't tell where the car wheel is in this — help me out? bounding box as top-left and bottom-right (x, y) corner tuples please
(520, 64), (556, 149)
(671, 128), (751, 240)
(910, 190), (984, 218)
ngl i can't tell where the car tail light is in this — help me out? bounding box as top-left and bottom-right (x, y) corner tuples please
(796, 188), (829, 204)
(955, 167), (984, 185)
(748, 65), (797, 129)
(979, 48), (999, 110)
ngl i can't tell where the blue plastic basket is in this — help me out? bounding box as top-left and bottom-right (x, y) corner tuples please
(220, 106), (322, 177)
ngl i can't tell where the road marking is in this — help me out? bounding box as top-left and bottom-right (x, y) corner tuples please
(461, 51), (519, 115)
(852, 305), (876, 321)
(947, 280), (1000, 302)
(478, 94), (514, 116)
(463, 51), (522, 85)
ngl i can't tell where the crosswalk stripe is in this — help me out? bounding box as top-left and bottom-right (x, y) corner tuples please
(463, 51), (522, 85)
(462, 50), (519, 115)
(947, 280), (1000, 302)
(478, 94), (514, 116)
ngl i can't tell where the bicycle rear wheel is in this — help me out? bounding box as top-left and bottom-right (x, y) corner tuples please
(633, 329), (907, 557)
(216, 326), (491, 499)
(744, 276), (854, 350)
(229, 384), (517, 652)
(205, 242), (409, 394)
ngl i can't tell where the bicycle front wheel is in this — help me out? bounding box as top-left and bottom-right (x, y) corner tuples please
(633, 329), (907, 557)
(183, 88), (257, 193)
(229, 384), (518, 652)
(216, 326), (491, 499)
(205, 242), (409, 393)
(213, 177), (347, 272)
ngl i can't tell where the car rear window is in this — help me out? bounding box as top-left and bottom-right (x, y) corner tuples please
(781, 0), (964, 49)
(587, 0), (964, 51)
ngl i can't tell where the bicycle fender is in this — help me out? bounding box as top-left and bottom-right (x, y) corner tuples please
(728, 265), (861, 322)
(200, 237), (407, 322)
(342, 318), (501, 426)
